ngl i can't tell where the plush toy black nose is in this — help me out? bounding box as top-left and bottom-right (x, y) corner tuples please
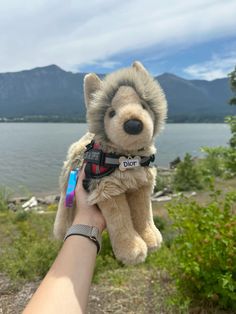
(123, 119), (143, 135)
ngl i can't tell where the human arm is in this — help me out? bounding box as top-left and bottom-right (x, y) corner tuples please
(23, 166), (106, 314)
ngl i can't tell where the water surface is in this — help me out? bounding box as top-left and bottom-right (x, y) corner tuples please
(0, 123), (230, 195)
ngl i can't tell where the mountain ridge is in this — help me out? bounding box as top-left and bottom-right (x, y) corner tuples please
(0, 65), (235, 122)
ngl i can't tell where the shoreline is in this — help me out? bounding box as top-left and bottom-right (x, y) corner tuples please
(2, 184), (61, 203)
(8, 190), (60, 202)
(5, 167), (172, 200)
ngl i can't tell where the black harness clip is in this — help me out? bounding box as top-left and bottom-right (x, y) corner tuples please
(84, 149), (105, 166)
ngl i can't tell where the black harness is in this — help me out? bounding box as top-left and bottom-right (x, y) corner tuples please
(82, 140), (155, 191)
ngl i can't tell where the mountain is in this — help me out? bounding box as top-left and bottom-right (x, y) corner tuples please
(0, 65), (235, 122)
(158, 73), (234, 122)
(0, 65), (86, 119)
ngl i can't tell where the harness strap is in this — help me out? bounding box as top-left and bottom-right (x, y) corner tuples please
(83, 142), (155, 167)
(103, 155), (154, 166)
(82, 140), (155, 191)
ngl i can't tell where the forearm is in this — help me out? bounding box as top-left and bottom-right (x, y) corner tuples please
(24, 226), (98, 314)
(24, 166), (106, 314)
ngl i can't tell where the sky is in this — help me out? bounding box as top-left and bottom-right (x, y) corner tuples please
(0, 0), (236, 80)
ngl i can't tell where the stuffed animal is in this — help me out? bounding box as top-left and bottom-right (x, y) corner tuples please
(54, 61), (168, 264)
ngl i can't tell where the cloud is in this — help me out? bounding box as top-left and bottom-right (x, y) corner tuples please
(77, 60), (121, 72)
(184, 50), (236, 80)
(0, 0), (236, 72)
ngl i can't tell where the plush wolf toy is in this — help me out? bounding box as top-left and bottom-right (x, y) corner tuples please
(54, 61), (167, 264)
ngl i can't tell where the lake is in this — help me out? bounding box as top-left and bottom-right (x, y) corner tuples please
(0, 123), (231, 195)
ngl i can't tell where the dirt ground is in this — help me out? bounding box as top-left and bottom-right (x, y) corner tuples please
(1, 266), (234, 314)
(0, 269), (176, 314)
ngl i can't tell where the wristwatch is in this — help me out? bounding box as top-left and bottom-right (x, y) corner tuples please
(64, 224), (102, 254)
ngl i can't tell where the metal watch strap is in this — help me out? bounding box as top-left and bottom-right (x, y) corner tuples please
(64, 224), (101, 254)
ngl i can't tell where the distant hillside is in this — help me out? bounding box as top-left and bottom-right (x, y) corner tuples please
(158, 73), (234, 122)
(0, 65), (235, 122)
(0, 65), (86, 119)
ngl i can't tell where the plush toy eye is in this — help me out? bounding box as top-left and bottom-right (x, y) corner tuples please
(109, 110), (116, 118)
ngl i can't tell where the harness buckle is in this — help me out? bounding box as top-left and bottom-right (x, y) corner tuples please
(84, 140), (95, 152)
(85, 140), (94, 153)
(150, 154), (155, 162)
(84, 149), (105, 166)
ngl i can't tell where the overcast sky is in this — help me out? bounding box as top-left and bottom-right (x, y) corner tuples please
(1, 0), (236, 80)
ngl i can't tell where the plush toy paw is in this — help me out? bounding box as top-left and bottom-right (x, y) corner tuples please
(139, 225), (163, 252)
(114, 235), (148, 265)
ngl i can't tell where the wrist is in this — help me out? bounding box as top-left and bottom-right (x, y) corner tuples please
(64, 224), (102, 254)
(72, 214), (105, 234)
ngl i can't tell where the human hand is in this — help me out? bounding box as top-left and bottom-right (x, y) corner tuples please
(72, 165), (106, 233)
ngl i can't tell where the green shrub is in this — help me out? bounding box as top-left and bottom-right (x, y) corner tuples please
(225, 115), (236, 148)
(223, 147), (236, 176)
(0, 186), (12, 211)
(0, 212), (61, 281)
(201, 146), (236, 178)
(155, 171), (173, 192)
(167, 191), (236, 309)
(153, 216), (166, 232)
(200, 147), (225, 177)
(155, 175), (167, 191)
(200, 117), (236, 179)
(173, 153), (203, 191)
(0, 234), (60, 281)
(14, 210), (29, 222)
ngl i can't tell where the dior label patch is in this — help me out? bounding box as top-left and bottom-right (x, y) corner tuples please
(119, 156), (141, 171)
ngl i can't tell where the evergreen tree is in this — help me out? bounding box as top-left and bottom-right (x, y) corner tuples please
(229, 66), (236, 105)
(173, 153), (203, 191)
(227, 66), (236, 148)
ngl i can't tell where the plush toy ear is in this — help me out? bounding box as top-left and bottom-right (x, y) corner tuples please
(84, 73), (101, 108)
(132, 61), (149, 76)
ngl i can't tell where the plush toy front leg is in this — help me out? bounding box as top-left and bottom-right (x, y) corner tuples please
(98, 193), (147, 265)
(127, 186), (162, 251)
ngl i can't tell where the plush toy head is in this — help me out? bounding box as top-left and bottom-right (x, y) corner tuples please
(84, 61), (167, 153)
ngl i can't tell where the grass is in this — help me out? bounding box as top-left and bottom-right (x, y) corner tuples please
(0, 185), (12, 211)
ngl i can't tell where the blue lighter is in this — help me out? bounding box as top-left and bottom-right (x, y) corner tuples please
(65, 168), (79, 208)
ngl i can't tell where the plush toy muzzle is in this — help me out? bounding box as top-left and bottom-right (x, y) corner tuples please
(54, 61), (168, 265)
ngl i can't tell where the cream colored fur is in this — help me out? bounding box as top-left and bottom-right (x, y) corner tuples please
(54, 61), (167, 264)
